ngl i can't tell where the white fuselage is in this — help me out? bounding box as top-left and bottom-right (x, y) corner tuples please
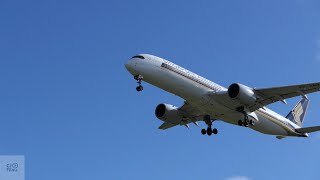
(125, 54), (304, 137)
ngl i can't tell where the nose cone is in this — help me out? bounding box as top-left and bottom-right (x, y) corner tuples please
(124, 61), (131, 70)
(124, 59), (136, 75)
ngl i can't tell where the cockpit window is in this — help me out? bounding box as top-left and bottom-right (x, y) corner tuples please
(131, 55), (145, 59)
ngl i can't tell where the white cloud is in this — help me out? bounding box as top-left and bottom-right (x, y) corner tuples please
(226, 176), (250, 180)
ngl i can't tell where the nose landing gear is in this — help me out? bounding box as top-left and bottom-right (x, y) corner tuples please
(201, 115), (218, 136)
(134, 75), (144, 92)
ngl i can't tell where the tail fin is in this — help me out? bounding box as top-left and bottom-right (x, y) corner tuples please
(286, 97), (310, 127)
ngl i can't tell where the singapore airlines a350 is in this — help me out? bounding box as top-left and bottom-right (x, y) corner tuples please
(125, 54), (320, 139)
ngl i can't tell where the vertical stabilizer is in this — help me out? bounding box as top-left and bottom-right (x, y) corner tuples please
(286, 97), (309, 127)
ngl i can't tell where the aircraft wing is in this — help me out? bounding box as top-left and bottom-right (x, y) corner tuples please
(179, 101), (205, 118)
(249, 82), (320, 111)
(158, 122), (177, 130)
(207, 82), (320, 113)
(158, 102), (205, 130)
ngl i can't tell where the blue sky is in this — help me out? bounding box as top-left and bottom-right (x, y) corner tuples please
(0, 0), (320, 179)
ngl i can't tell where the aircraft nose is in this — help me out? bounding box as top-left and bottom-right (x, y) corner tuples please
(124, 59), (137, 75)
(124, 61), (130, 70)
(125, 59), (133, 70)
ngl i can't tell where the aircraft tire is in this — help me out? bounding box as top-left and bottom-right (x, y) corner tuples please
(250, 120), (255, 126)
(213, 128), (218, 134)
(207, 131), (212, 136)
(207, 127), (212, 133)
(136, 86), (143, 92)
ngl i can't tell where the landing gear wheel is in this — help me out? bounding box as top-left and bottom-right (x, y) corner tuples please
(201, 129), (206, 135)
(250, 120), (255, 126)
(212, 128), (218, 135)
(207, 129), (212, 136)
(236, 107), (252, 127)
(136, 86), (143, 92)
(201, 115), (218, 136)
(134, 75), (144, 92)
(244, 120), (249, 127)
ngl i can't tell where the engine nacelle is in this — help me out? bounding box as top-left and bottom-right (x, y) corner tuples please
(228, 83), (257, 105)
(155, 104), (182, 124)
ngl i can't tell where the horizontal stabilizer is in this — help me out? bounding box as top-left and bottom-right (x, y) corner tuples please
(296, 126), (320, 133)
(158, 122), (177, 130)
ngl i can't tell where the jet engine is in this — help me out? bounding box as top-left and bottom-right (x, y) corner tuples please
(228, 83), (257, 105)
(155, 104), (182, 124)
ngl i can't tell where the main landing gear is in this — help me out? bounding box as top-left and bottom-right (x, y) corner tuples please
(238, 119), (255, 127)
(237, 111), (255, 127)
(201, 115), (218, 136)
(134, 75), (144, 92)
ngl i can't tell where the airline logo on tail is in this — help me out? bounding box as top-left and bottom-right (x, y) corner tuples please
(286, 98), (309, 127)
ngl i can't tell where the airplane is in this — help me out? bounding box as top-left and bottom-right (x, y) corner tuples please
(125, 54), (320, 138)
